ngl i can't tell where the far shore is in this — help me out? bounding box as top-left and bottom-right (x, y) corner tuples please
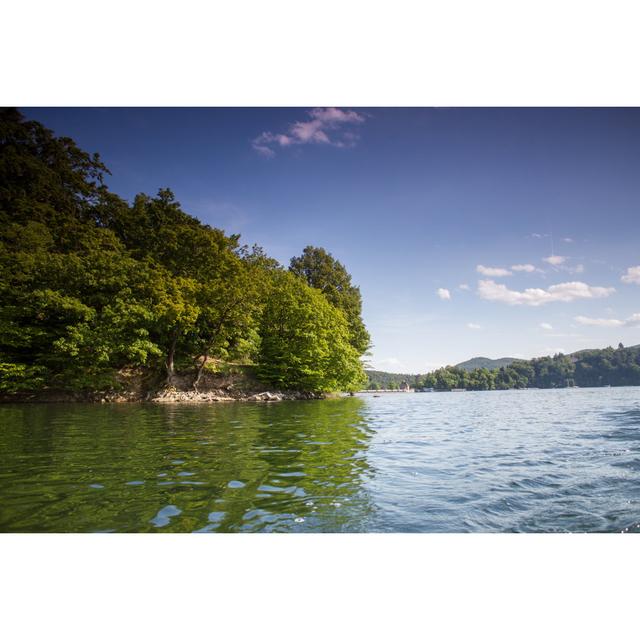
(358, 389), (415, 393)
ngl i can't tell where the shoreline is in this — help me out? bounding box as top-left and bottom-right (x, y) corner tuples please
(0, 388), (327, 404)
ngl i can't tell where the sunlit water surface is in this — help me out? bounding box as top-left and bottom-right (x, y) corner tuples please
(1, 387), (639, 532)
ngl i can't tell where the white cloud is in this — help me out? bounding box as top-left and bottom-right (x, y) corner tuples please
(543, 255), (567, 266)
(459, 283), (470, 291)
(552, 260), (584, 275)
(511, 264), (536, 273)
(476, 265), (512, 277)
(252, 107), (366, 156)
(574, 316), (623, 327)
(626, 313), (640, 327)
(563, 237), (574, 243)
(477, 279), (615, 306)
(436, 288), (451, 300)
(467, 322), (481, 330)
(621, 266), (640, 285)
(540, 322), (553, 330)
(575, 313), (640, 327)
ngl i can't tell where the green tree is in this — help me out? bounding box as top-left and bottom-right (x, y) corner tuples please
(0, 109), (162, 390)
(0, 109), (372, 397)
(0, 107), (108, 234)
(290, 246), (370, 355)
(256, 271), (366, 392)
(191, 259), (261, 390)
(467, 367), (496, 391)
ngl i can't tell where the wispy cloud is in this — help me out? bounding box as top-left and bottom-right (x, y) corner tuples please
(511, 264), (537, 273)
(467, 322), (481, 330)
(540, 322), (553, 330)
(476, 265), (511, 277)
(563, 237), (574, 243)
(543, 256), (584, 275)
(458, 283), (470, 291)
(436, 288), (451, 300)
(477, 280), (615, 306)
(252, 107), (366, 157)
(574, 316), (623, 327)
(543, 255), (567, 266)
(575, 313), (640, 327)
(621, 266), (640, 285)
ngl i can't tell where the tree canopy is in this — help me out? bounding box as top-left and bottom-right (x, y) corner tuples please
(0, 109), (368, 395)
(290, 246), (370, 355)
(257, 271), (366, 392)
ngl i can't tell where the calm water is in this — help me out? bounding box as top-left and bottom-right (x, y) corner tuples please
(1, 387), (639, 532)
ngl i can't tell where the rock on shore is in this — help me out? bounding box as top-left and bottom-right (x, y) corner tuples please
(150, 389), (322, 403)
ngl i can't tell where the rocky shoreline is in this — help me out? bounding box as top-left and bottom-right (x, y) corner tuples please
(0, 388), (325, 404)
(0, 366), (333, 404)
(149, 389), (324, 403)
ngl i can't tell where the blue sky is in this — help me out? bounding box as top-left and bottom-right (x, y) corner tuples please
(24, 107), (640, 372)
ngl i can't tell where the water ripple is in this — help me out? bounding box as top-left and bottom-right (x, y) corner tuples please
(1, 389), (640, 532)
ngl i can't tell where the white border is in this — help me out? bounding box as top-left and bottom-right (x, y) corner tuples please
(2, 1), (640, 106)
(2, 2), (640, 637)
(2, 534), (639, 638)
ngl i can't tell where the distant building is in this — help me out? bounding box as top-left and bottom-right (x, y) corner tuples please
(399, 381), (410, 392)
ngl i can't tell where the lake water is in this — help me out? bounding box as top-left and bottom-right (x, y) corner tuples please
(1, 387), (639, 532)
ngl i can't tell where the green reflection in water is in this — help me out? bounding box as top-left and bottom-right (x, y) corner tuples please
(0, 398), (374, 532)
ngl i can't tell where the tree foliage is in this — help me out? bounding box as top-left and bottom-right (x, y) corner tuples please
(290, 246), (370, 355)
(0, 109), (369, 395)
(257, 271), (365, 392)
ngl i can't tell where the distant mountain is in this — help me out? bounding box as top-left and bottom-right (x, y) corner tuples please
(454, 356), (517, 371)
(455, 346), (640, 371)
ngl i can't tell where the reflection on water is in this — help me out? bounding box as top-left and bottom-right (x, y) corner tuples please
(0, 399), (374, 532)
(1, 388), (640, 532)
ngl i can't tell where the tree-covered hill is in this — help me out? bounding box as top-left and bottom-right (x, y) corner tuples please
(0, 108), (369, 397)
(454, 356), (517, 371)
(366, 344), (640, 391)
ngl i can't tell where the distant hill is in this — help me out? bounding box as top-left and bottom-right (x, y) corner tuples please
(365, 343), (640, 390)
(456, 346), (640, 370)
(454, 356), (517, 371)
